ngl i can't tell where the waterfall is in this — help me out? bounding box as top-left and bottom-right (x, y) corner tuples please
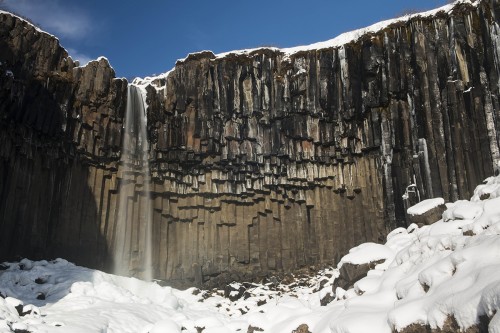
(113, 84), (153, 281)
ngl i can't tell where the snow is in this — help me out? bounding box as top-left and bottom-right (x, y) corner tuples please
(137, 1), (479, 89)
(0, 10), (58, 40)
(0, 11), (115, 71)
(176, 0), (477, 63)
(339, 243), (394, 266)
(407, 198), (445, 216)
(1, 173), (499, 332)
(442, 200), (483, 221)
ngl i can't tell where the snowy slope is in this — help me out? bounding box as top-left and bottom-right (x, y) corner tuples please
(1, 174), (500, 332)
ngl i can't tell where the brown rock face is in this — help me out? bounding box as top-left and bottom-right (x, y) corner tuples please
(0, 0), (499, 285)
(292, 324), (312, 333)
(398, 315), (491, 333)
(407, 204), (447, 226)
(333, 259), (385, 292)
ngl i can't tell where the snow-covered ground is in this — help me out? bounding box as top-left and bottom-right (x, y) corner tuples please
(1, 175), (500, 333)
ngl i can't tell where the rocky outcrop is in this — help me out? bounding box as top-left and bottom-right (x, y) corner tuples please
(333, 259), (385, 292)
(398, 315), (491, 333)
(0, 0), (499, 285)
(407, 204), (448, 226)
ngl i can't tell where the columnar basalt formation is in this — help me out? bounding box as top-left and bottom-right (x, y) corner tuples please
(0, 0), (499, 285)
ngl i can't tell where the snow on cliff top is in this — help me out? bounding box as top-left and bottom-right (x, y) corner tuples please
(0, 10), (108, 68)
(176, 0), (479, 64)
(0, 10), (58, 40)
(1, 173), (500, 332)
(0, 0), (481, 84)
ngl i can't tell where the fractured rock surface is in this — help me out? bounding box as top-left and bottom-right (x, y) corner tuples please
(0, 0), (499, 284)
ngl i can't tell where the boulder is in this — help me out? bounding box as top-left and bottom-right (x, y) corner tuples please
(292, 324), (311, 333)
(333, 259), (385, 292)
(407, 198), (447, 226)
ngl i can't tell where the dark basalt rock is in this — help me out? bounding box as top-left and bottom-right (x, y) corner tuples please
(320, 292), (335, 306)
(224, 284), (246, 302)
(34, 277), (47, 284)
(333, 259), (385, 292)
(398, 315), (491, 333)
(0, 0), (499, 285)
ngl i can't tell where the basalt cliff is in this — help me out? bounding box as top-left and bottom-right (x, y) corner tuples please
(0, 0), (499, 286)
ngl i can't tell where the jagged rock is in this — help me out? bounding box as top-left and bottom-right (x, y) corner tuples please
(292, 324), (311, 333)
(0, 0), (499, 284)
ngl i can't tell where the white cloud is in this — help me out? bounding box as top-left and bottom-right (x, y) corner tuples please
(66, 48), (93, 66)
(1, 0), (92, 40)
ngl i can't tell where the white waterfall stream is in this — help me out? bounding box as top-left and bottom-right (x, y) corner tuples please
(113, 84), (153, 281)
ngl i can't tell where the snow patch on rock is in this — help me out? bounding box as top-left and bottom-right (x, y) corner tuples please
(407, 198), (445, 216)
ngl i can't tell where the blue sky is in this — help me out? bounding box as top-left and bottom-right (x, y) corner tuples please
(1, 0), (450, 79)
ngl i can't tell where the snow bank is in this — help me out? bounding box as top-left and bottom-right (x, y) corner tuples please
(339, 243), (394, 266)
